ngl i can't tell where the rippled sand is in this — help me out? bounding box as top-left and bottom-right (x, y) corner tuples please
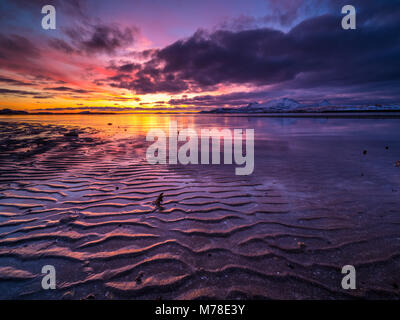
(0, 116), (400, 299)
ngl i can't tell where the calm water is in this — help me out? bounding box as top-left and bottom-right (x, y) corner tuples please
(1, 114), (400, 299)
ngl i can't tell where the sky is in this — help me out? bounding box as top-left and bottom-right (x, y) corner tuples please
(0, 0), (399, 112)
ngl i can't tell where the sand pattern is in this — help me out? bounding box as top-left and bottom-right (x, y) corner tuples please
(0, 121), (400, 299)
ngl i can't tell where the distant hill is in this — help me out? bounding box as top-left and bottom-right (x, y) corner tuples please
(201, 98), (400, 113)
(0, 108), (28, 115)
(202, 98), (308, 113)
(0, 109), (118, 115)
(242, 98), (303, 112)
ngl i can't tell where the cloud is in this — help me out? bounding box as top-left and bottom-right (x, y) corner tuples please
(33, 106), (198, 112)
(168, 90), (278, 107)
(0, 88), (39, 96)
(11, 0), (87, 18)
(125, 49), (159, 60)
(0, 76), (33, 86)
(1, 0), (399, 106)
(104, 1), (400, 104)
(56, 24), (138, 55)
(48, 38), (76, 54)
(0, 34), (40, 61)
(33, 95), (53, 99)
(105, 96), (140, 102)
(109, 62), (142, 73)
(43, 86), (91, 94)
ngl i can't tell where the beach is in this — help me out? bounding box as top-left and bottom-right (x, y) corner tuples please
(0, 114), (400, 299)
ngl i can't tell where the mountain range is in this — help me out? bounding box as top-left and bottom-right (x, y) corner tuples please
(202, 98), (400, 113)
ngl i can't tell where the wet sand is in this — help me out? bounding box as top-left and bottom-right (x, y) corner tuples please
(0, 115), (400, 299)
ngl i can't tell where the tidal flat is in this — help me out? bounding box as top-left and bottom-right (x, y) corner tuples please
(0, 114), (399, 299)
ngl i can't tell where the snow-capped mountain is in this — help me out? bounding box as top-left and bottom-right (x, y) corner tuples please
(318, 99), (331, 107)
(298, 99), (332, 110)
(242, 98), (303, 112)
(202, 98), (305, 113)
(202, 98), (400, 113)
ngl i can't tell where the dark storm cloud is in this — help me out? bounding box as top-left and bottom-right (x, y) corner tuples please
(107, 0), (400, 103)
(168, 90), (285, 107)
(107, 61), (142, 73)
(116, 63), (141, 73)
(126, 49), (159, 60)
(114, 74), (189, 94)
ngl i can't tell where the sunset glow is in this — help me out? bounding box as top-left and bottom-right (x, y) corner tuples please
(1, 0), (399, 113)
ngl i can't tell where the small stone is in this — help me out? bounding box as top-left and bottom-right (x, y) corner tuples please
(83, 293), (95, 300)
(64, 131), (79, 137)
(297, 242), (306, 250)
(136, 271), (144, 284)
(62, 290), (75, 300)
(154, 193), (164, 207)
(83, 267), (94, 273)
(60, 215), (78, 224)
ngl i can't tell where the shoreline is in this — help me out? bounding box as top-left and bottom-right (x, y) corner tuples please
(0, 117), (400, 299)
(2, 111), (400, 119)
